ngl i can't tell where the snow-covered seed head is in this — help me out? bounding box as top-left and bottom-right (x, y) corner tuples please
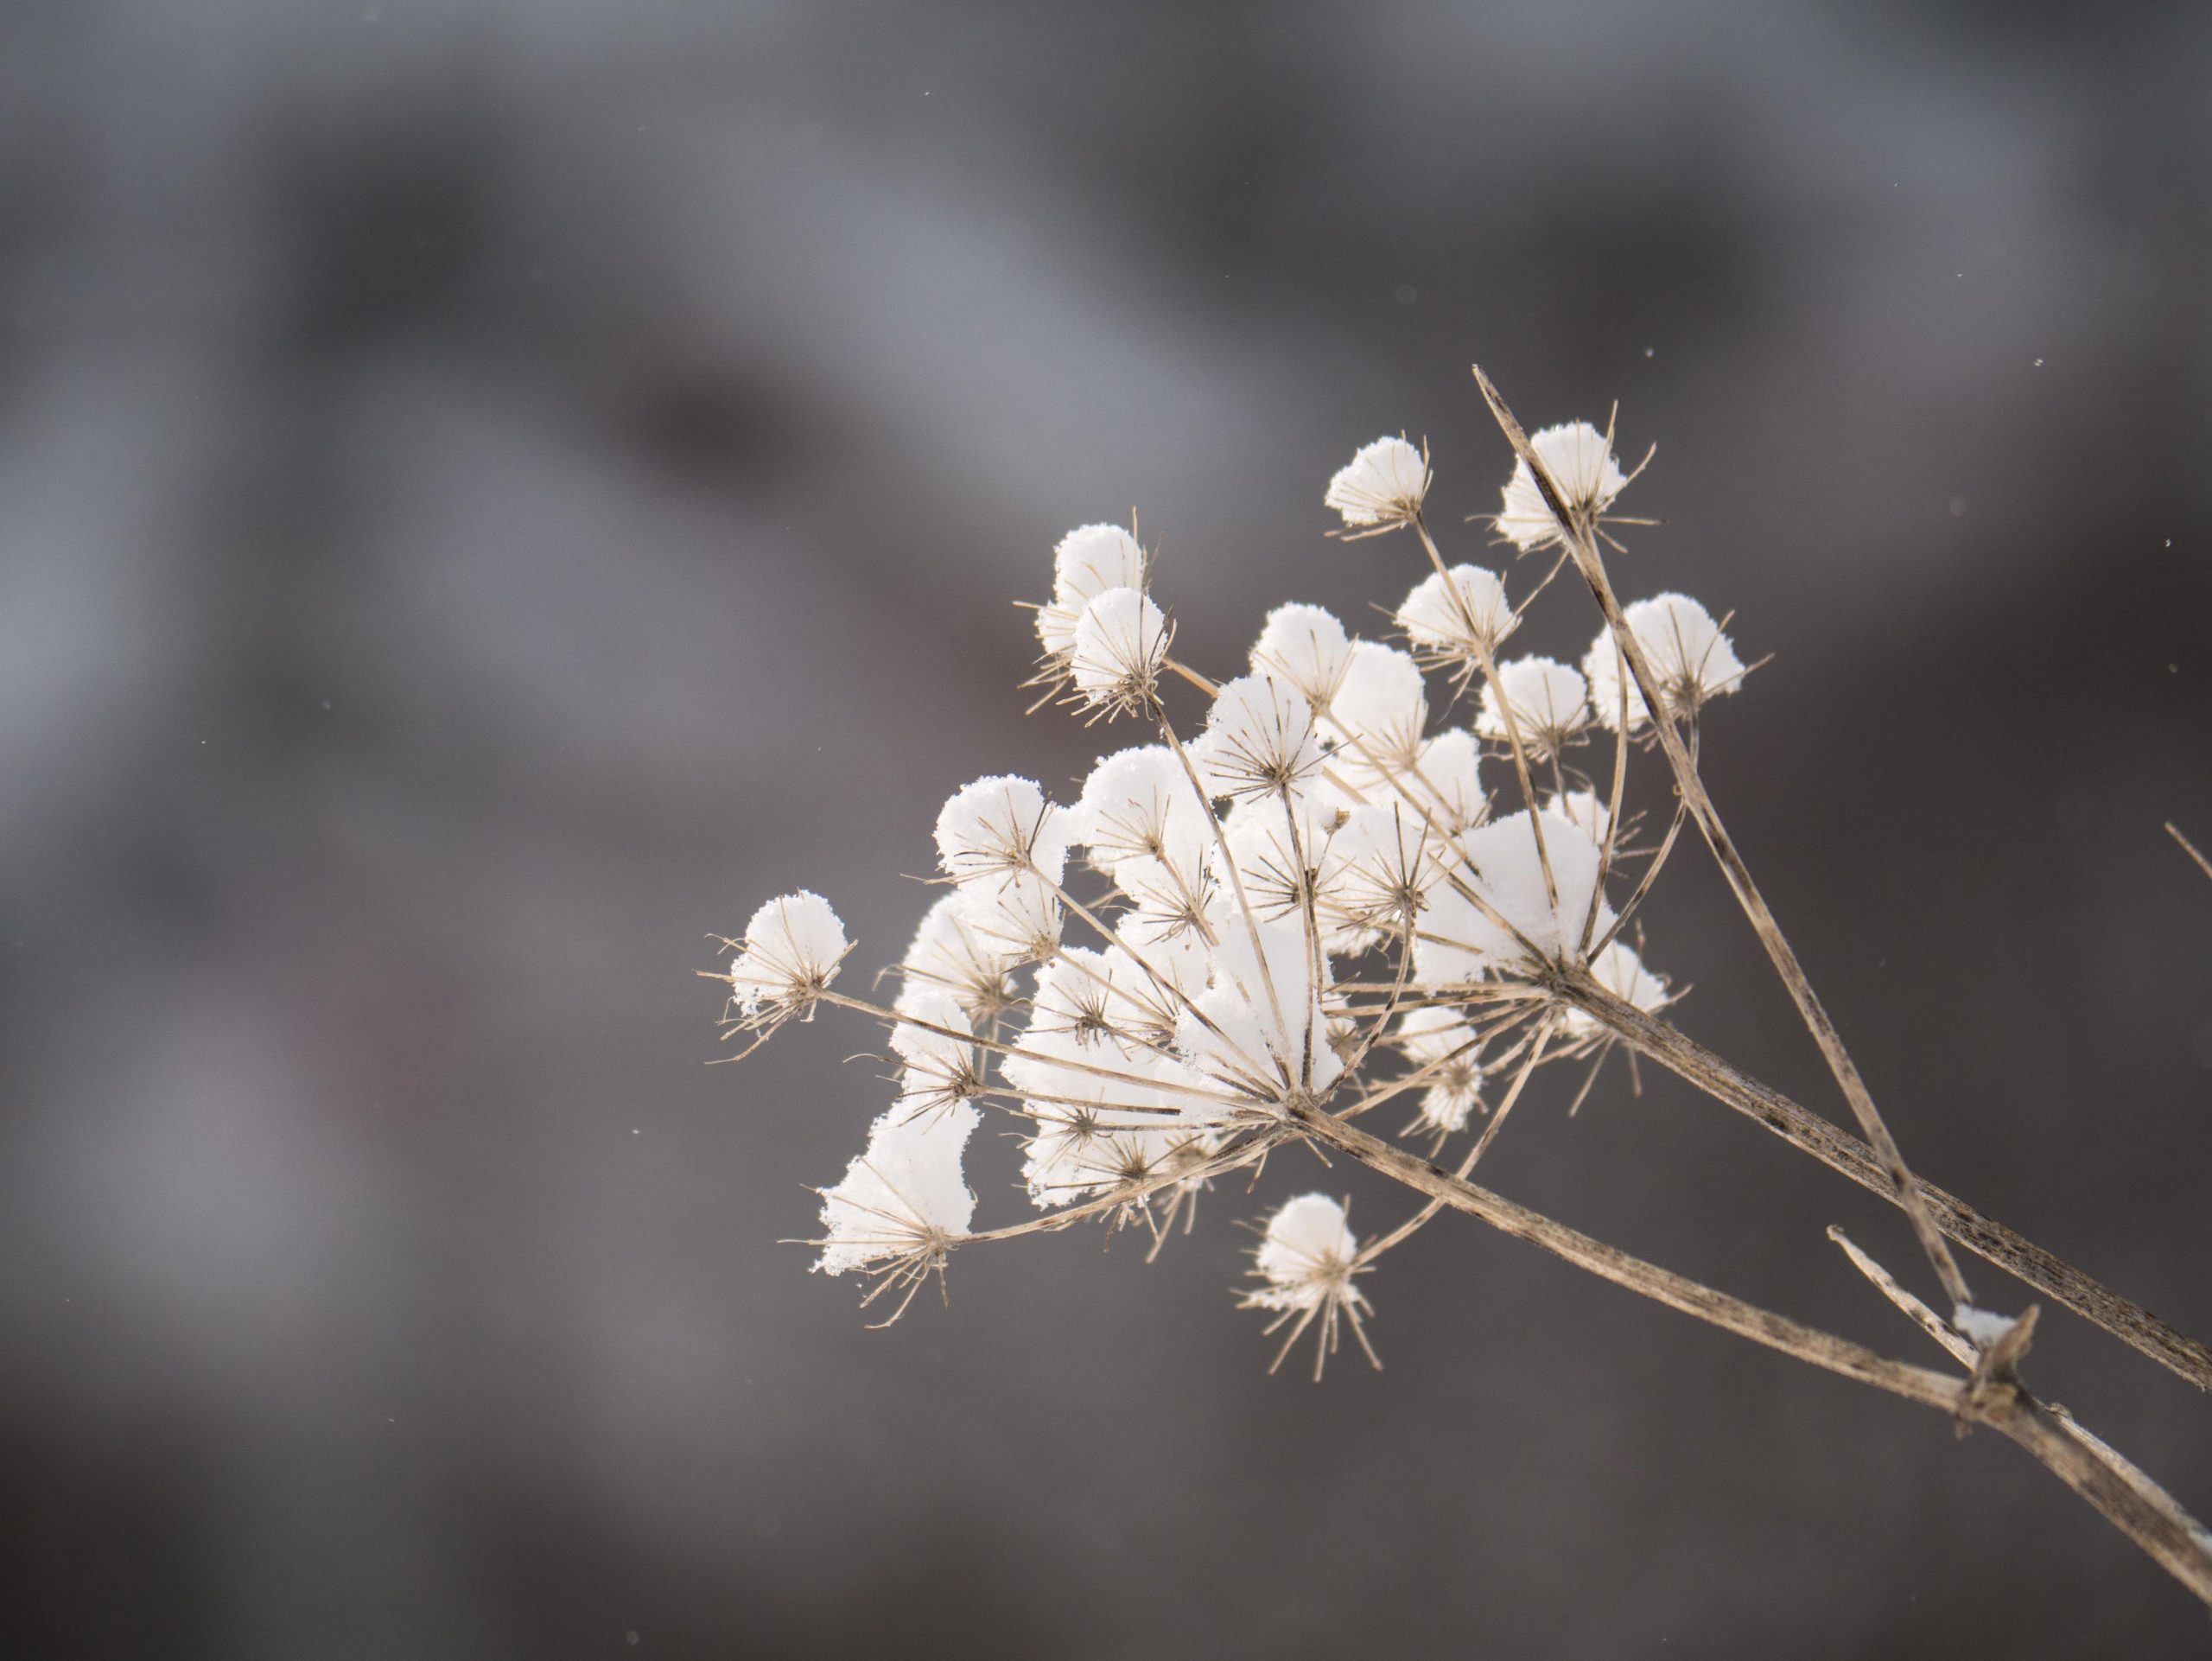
(1325, 435), (1430, 535)
(815, 1100), (980, 1321)
(1325, 802), (1446, 936)
(721, 890), (849, 1046)
(1075, 745), (1209, 878)
(898, 894), (1020, 1027)
(1069, 585), (1171, 719)
(1395, 1005), (1485, 1138)
(1325, 641), (1429, 780)
(1405, 728), (1486, 837)
(1562, 940), (1673, 1040)
(1192, 673), (1324, 803)
(1241, 1193), (1377, 1378)
(1547, 788), (1615, 848)
(1251, 602), (1353, 712)
(1476, 657), (1590, 759)
(1037, 523), (1147, 662)
(1414, 808), (1614, 984)
(1583, 594), (1747, 734)
(1397, 564), (1516, 666)
(888, 983), (984, 1113)
(1496, 421), (1629, 551)
(933, 775), (1076, 891)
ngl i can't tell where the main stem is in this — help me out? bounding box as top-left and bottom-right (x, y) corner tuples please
(1471, 363), (1973, 1314)
(1288, 1099), (2212, 1607)
(1554, 972), (2212, 1393)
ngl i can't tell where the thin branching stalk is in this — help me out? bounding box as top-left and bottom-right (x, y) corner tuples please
(1472, 362), (1974, 1314)
(1554, 971), (2212, 1392)
(1292, 1099), (2212, 1607)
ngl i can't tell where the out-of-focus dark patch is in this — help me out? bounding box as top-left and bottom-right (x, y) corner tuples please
(617, 367), (813, 495)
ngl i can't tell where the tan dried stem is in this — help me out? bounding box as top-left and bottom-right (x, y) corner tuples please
(1471, 361), (1973, 1315)
(1289, 1099), (2212, 1607)
(1554, 971), (2212, 1393)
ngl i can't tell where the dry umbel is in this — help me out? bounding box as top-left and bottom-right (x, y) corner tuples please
(708, 366), (2212, 1608)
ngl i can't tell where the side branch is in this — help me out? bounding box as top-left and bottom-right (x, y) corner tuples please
(1288, 1100), (2212, 1607)
(1471, 362), (1973, 1314)
(1558, 973), (2212, 1394)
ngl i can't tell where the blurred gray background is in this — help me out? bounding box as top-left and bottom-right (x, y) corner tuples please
(3, 2), (2210, 1656)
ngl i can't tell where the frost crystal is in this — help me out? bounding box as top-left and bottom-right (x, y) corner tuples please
(1496, 421), (1629, 551)
(1325, 435), (1429, 532)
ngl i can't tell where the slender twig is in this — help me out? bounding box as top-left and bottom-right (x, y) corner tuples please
(1555, 971), (2212, 1393)
(1290, 1101), (2212, 1607)
(2168, 822), (2212, 884)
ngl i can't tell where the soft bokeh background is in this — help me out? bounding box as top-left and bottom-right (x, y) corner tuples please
(3, 3), (2210, 1656)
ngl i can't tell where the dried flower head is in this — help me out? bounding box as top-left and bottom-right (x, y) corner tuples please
(1070, 586), (1171, 720)
(1496, 421), (1629, 551)
(1397, 563), (1517, 668)
(1241, 1193), (1377, 1378)
(1476, 657), (1591, 759)
(720, 890), (849, 1053)
(1325, 435), (1430, 535)
(1583, 594), (1747, 733)
(1251, 602), (1354, 712)
(815, 1100), (980, 1321)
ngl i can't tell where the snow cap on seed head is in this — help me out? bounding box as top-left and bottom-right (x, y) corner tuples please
(1496, 422), (1629, 551)
(1395, 1005), (1485, 1136)
(723, 890), (849, 1039)
(1397, 564), (1516, 664)
(1069, 585), (1170, 719)
(815, 1100), (979, 1288)
(1037, 523), (1147, 660)
(934, 775), (1076, 891)
(1248, 1193), (1365, 1313)
(1191, 672), (1324, 803)
(1325, 436), (1430, 534)
(1251, 603), (1353, 711)
(1582, 594), (1746, 733)
(1475, 657), (1590, 758)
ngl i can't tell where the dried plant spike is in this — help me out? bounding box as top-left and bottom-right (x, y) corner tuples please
(707, 360), (2212, 1610)
(1325, 434), (1430, 535)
